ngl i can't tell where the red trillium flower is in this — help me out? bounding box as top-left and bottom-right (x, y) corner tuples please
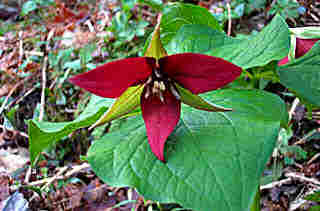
(69, 53), (241, 161)
(279, 38), (320, 65)
(69, 17), (242, 162)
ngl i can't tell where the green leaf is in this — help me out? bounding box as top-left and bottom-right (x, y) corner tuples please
(166, 24), (240, 55)
(28, 95), (114, 165)
(21, 0), (38, 16)
(168, 14), (290, 69)
(161, 3), (222, 46)
(210, 14), (290, 68)
(305, 191), (320, 202)
(277, 41), (320, 107)
(212, 15), (290, 68)
(138, 0), (163, 11)
(203, 89), (288, 127)
(87, 89), (288, 211)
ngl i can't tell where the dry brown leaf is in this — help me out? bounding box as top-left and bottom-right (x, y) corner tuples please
(0, 148), (29, 174)
(0, 84), (14, 97)
(0, 172), (10, 201)
(82, 178), (108, 203)
(63, 184), (84, 210)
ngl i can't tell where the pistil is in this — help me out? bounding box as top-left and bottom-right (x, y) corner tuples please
(144, 68), (181, 102)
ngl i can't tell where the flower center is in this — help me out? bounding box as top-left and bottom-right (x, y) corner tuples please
(144, 67), (180, 103)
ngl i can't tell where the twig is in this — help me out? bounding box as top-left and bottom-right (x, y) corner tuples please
(293, 162), (304, 170)
(24, 164), (33, 184)
(24, 156), (39, 184)
(38, 28), (55, 122)
(261, 172), (320, 191)
(289, 98), (300, 121)
(289, 187), (320, 210)
(285, 172), (320, 187)
(226, 2), (232, 36)
(39, 56), (48, 122)
(26, 163), (90, 187)
(0, 125), (28, 138)
(309, 12), (320, 22)
(294, 129), (318, 145)
(24, 51), (44, 57)
(307, 152), (320, 165)
(64, 163), (90, 177)
(49, 76), (58, 90)
(28, 166), (69, 202)
(18, 31), (24, 65)
(41, 166), (69, 190)
(260, 178), (292, 190)
(8, 86), (37, 108)
(85, 20), (95, 33)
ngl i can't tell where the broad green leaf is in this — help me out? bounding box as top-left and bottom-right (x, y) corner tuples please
(277, 41), (320, 107)
(91, 85), (144, 129)
(161, 3), (222, 46)
(166, 24), (240, 55)
(202, 89), (288, 128)
(87, 89), (288, 211)
(176, 83), (232, 112)
(167, 14), (290, 69)
(209, 15), (290, 69)
(28, 95), (114, 164)
(138, 0), (163, 11)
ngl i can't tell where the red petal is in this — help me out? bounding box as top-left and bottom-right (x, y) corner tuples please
(278, 38), (319, 66)
(278, 57), (289, 66)
(159, 53), (242, 94)
(296, 38), (319, 58)
(69, 57), (155, 98)
(141, 90), (181, 162)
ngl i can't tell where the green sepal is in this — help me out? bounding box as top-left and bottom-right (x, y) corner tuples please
(288, 34), (296, 61)
(176, 83), (232, 112)
(90, 85), (144, 129)
(144, 15), (167, 60)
